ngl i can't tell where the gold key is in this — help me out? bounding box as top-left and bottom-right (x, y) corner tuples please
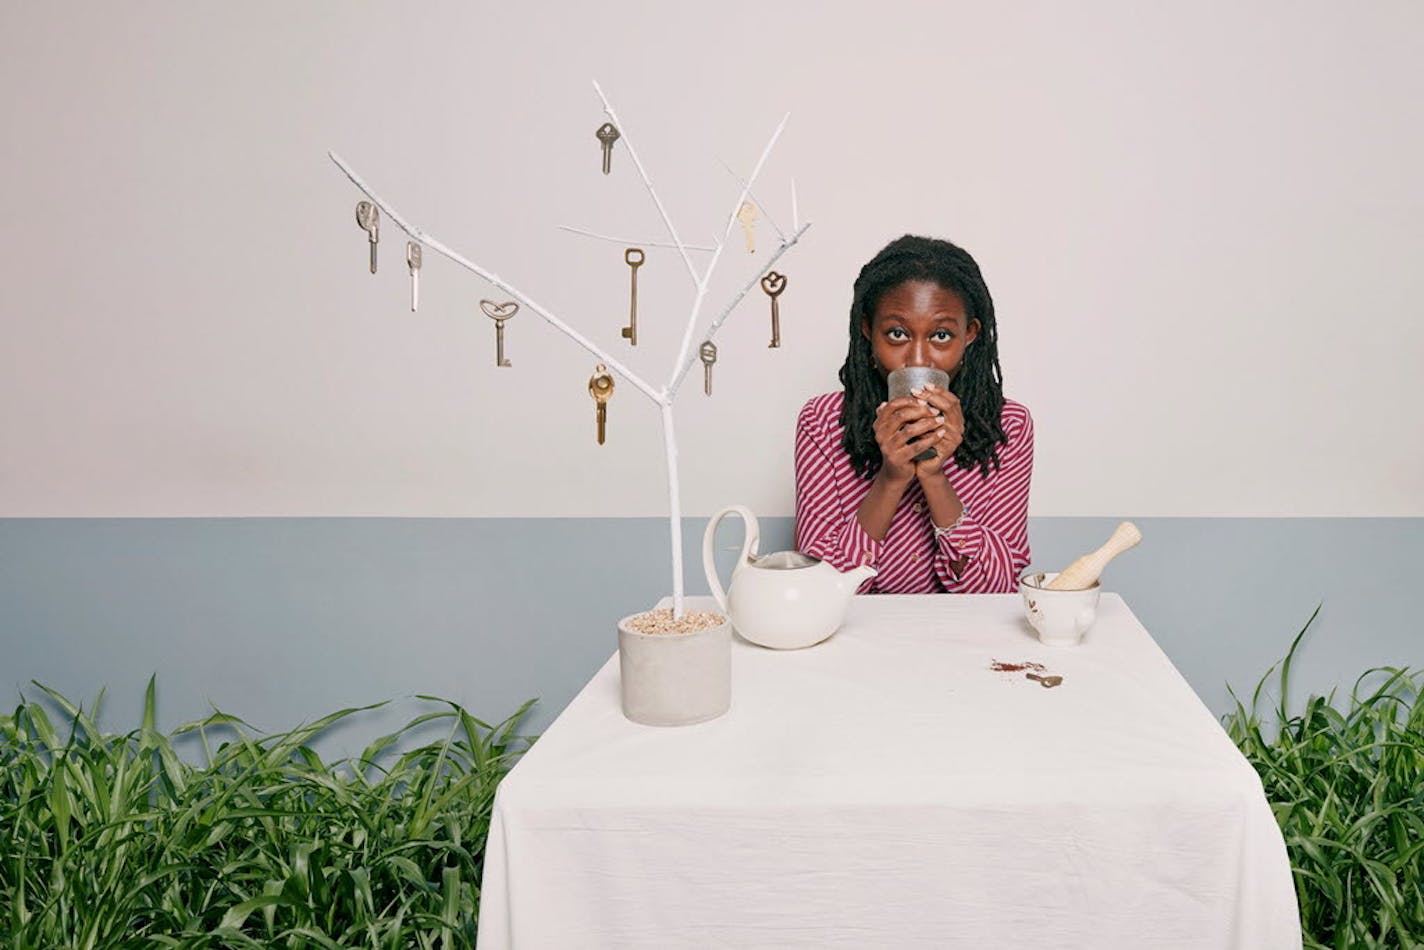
(588, 364), (614, 444)
(480, 299), (518, 368)
(736, 201), (757, 253)
(761, 271), (788, 347)
(355, 201), (380, 273)
(595, 122), (620, 175)
(621, 248), (643, 345)
(699, 340), (718, 396)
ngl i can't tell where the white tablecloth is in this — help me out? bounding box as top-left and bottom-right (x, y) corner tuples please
(476, 594), (1301, 949)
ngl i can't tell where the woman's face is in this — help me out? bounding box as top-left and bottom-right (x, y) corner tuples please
(861, 280), (980, 381)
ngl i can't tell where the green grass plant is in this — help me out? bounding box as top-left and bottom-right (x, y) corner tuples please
(1, 679), (535, 948)
(10, 616), (1422, 948)
(1224, 606), (1424, 949)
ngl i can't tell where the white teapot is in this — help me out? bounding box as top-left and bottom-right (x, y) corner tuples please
(702, 505), (876, 650)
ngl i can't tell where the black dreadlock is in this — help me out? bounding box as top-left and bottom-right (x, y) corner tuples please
(838, 234), (1007, 480)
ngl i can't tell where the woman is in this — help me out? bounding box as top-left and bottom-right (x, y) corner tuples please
(794, 234), (1033, 594)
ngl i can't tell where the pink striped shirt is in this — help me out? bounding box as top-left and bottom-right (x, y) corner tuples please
(794, 392), (1034, 594)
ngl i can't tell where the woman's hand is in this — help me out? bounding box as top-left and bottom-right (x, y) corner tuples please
(911, 383), (964, 479)
(873, 396), (944, 485)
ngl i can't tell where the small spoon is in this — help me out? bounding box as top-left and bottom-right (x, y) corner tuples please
(1026, 673), (1064, 688)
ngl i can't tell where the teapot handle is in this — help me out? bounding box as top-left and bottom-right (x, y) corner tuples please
(702, 505), (760, 613)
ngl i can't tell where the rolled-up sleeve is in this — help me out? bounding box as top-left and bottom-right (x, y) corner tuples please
(933, 407), (1034, 593)
(794, 405), (880, 590)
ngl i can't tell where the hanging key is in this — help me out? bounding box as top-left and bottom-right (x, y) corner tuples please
(355, 201), (380, 273)
(595, 122), (620, 175)
(736, 201), (758, 253)
(699, 340), (718, 396)
(588, 364), (614, 445)
(480, 299), (518, 368)
(406, 242), (422, 312)
(622, 248), (644, 345)
(761, 271), (788, 348)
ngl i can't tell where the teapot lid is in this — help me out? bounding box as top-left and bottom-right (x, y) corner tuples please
(751, 551), (821, 570)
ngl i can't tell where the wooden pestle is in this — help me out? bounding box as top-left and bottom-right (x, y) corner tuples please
(1045, 521), (1142, 591)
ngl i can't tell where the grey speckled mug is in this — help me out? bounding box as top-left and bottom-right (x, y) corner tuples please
(887, 366), (950, 461)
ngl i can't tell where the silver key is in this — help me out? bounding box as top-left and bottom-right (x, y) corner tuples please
(406, 242), (422, 312)
(480, 299), (519, 368)
(699, 340), (718, 396)
(355, 201), (379, 273)
(595, 122), (620, 175)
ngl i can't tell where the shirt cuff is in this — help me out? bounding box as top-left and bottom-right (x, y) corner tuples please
(933, 508), (981, 560)
(841, 515), (885, 569)
(805, 515), (885, 573)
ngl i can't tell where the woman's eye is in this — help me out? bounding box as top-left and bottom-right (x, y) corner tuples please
(885, 328), (953, 342)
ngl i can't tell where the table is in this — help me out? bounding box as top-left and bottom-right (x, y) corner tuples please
(476, 594), (1301, 949)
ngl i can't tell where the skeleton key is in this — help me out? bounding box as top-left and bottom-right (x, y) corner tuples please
(760, 271), (788, 347)
(595, 123), (620, 175)
(736, 201), (758, 253)
(699, 340), (718, 396)
(479, 299), (518, 368)
(621, 248), (644, 345)
(588, 364), (614, 444)
(355, 201), (380, 273)
(406, 242), (422, 312)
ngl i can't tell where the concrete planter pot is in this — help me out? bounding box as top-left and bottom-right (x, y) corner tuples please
(617, 612), (731, 726)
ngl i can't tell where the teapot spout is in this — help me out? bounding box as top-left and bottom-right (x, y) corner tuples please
(840, 563), (877, 592)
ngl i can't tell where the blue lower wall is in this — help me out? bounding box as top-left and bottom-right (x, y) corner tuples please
(2, 518), (1419, 756)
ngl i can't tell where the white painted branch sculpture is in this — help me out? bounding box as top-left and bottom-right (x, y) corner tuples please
(331, 81), (809, 619)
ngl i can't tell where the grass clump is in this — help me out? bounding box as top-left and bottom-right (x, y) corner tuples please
(1, 678), (535, 948)
(1225, 606), (1424, 949)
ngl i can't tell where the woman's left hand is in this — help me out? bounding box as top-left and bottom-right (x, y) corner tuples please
(912, 383), (964, 478)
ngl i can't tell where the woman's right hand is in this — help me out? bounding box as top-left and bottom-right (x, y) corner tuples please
(873, 396), (944, 485)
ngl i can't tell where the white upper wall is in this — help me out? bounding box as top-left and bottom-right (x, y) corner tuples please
(1, 1), (1420, 517)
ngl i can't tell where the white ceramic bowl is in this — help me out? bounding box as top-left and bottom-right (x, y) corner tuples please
(1018, 571), (1101, 647)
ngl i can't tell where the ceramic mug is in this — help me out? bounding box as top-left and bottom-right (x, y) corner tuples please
(887, 366), (951, 462)
(1018, 571), (1100, 647)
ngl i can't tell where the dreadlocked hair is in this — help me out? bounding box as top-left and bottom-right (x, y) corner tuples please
(838, 234), (1007, 480)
